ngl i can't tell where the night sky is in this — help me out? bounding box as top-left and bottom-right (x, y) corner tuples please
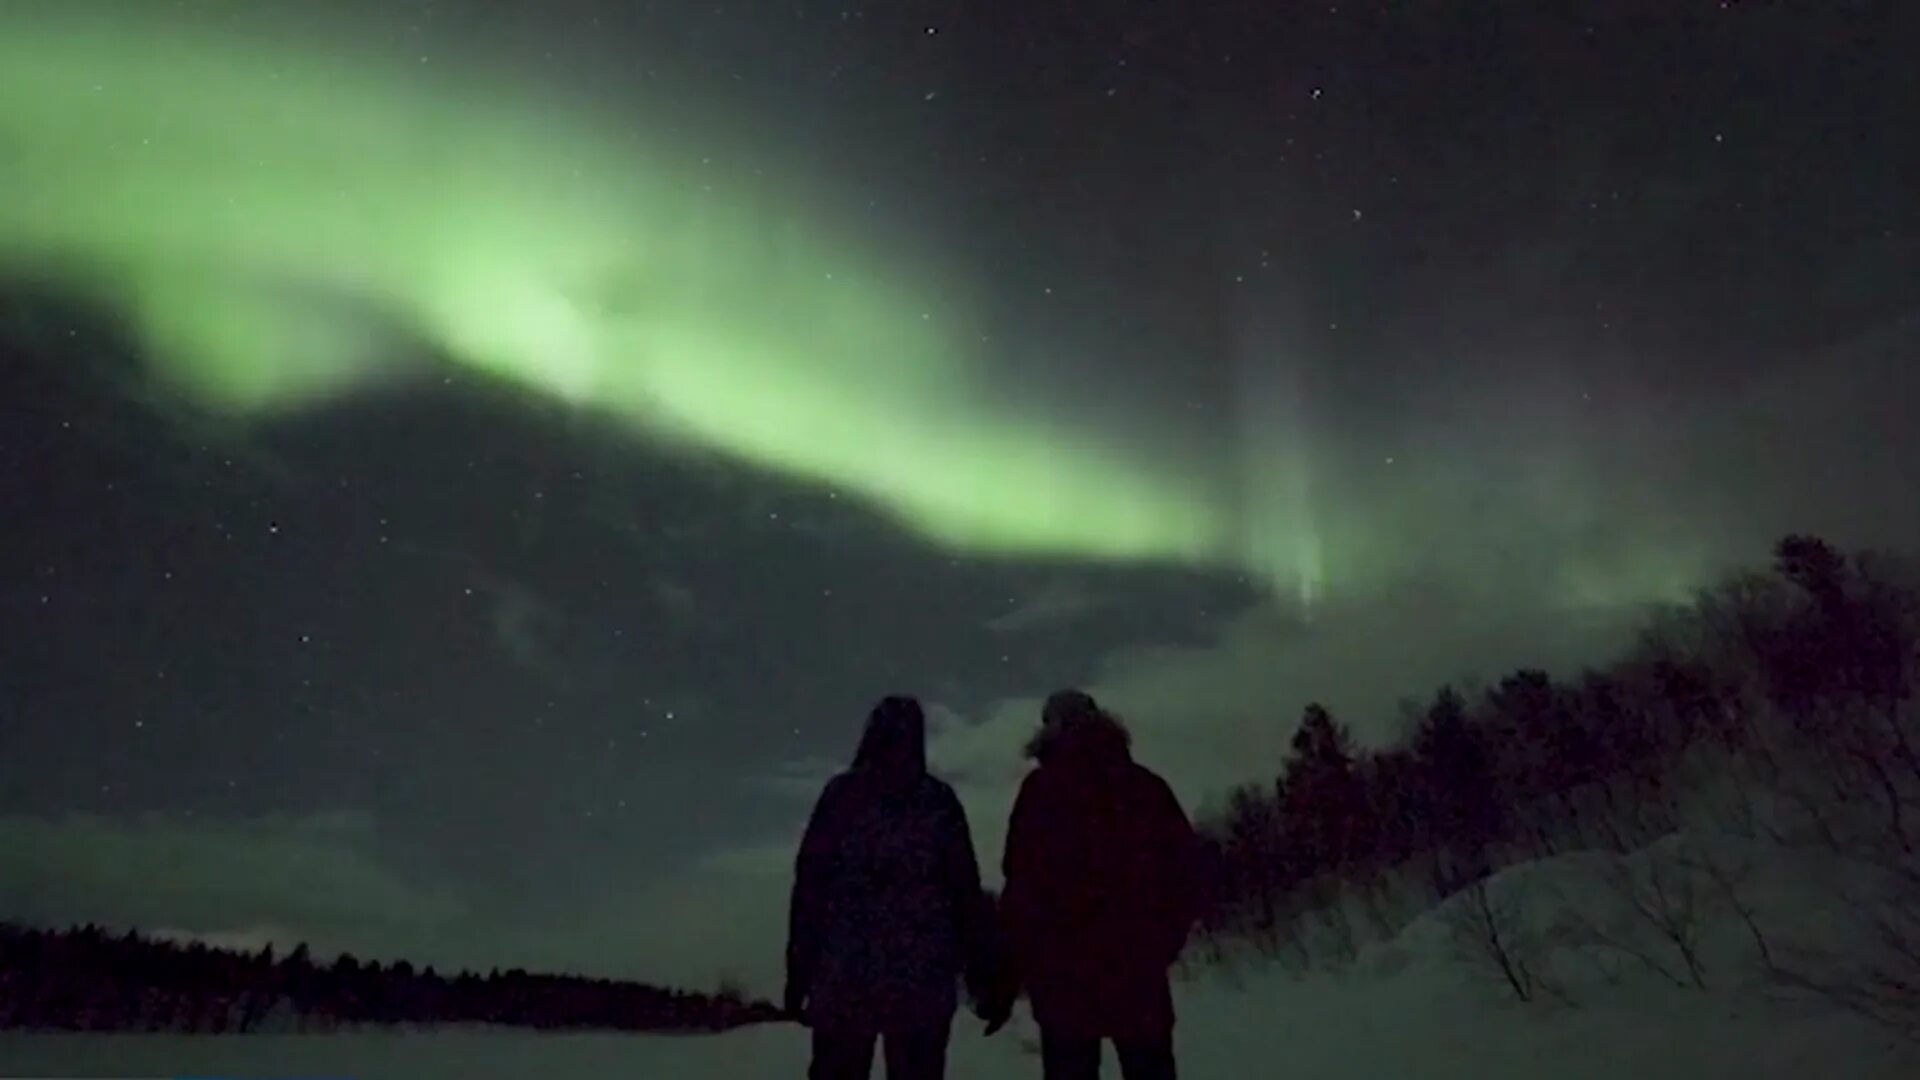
(1, 0), (1916, 988)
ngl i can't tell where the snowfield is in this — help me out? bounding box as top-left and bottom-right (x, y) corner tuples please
(0, 970), (1904, 1079)
(5, 833), (1916, 1078)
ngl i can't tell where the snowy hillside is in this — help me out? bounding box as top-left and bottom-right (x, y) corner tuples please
(6, 832), (1913, 1079)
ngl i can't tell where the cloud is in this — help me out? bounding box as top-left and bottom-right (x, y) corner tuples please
(148, 923), (295, 954)
(0, 807), (808, 993)
(934, 585), (1649, 825)
(696, 840), (799, 878)
(495, 845), (801, 993)
(745, 755), (841, 800)
(0, 811), (464, 958)
(982, 577), (1110, 633)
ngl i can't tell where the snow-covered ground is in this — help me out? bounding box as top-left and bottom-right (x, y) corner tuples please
(6, 836), (1917, 1078)
(0, 969), (1907, 1079)
(0, 974), (1905, 1079)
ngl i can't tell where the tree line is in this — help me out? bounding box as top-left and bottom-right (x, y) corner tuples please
(1192, 535), (1920, 988)
(0, 922), (778, 1033)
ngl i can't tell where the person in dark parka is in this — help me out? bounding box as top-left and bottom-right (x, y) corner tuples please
(786, 695), (990, 1080)
(992, 690), (1202, 1080)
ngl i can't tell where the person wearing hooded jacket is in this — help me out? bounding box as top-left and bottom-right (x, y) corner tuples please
(785, 695), (992, 1080)
(986, 689), (1202, 1080)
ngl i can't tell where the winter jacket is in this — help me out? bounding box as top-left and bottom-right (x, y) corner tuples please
(787, 766), (987, 1030)
(999, 735), (1201, 1040)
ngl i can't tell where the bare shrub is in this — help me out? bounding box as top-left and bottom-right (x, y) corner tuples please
(1767, 852), (1920, 1040)
(1677, 843), (1777, 972)
(1442, 875), (1564, 1005)
(1560, 848), (1708, 990)
(1311, 882), (1360, 966)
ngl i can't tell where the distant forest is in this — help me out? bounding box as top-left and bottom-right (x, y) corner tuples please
(0, 923), (779, 1033)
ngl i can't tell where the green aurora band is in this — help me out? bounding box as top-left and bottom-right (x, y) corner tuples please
(1, 7), (1721, 610)
(0, 6), (1261, 579)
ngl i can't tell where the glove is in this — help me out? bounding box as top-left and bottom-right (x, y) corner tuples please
(975, 991), (1013, 1036)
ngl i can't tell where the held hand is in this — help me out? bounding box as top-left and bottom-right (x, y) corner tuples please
(977, 995), (1013, 1036)
(782, 983), (809, 1027)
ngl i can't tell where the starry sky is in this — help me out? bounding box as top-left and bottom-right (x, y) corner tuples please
(1, 0), (1916, 989)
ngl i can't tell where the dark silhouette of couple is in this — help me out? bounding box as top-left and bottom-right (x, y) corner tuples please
(786, 690), (1201, 1079)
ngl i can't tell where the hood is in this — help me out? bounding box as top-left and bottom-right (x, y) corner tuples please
(852, 694), (927, 776)
(1027, 689), (1133, 769)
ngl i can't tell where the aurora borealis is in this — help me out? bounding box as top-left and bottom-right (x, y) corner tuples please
(2, 0), (1916, 994)
(0, 2), (1245, 583)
